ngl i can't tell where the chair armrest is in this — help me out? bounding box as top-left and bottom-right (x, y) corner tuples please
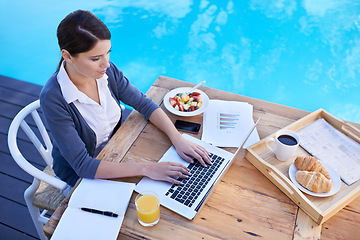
(8, 126), (68, 192)
(13, 150), (68, 191)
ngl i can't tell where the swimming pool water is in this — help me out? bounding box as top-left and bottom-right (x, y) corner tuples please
(0, 0), (359, 123)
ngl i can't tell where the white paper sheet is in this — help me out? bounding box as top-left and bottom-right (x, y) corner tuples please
(297, 118), (360, 185)
(51, 179), (135, 240)
(202, 100), (260, 148)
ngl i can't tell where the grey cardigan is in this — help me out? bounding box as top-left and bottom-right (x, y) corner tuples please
(40, 61), (159, 186)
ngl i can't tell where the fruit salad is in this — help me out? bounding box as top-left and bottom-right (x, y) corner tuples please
(169, 92), (202, 112)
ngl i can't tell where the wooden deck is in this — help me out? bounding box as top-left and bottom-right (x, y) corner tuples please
(0, 75), (131, 239)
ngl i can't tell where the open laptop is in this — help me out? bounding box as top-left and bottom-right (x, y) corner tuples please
(135, 118), (260, 220)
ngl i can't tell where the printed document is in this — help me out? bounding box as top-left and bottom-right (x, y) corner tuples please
(297, 118), (360, 185)
(202, 100), (259, 148)
(51, 179), (135, 240)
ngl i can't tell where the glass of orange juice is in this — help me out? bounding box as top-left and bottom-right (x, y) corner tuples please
(135, 191), (160, 227)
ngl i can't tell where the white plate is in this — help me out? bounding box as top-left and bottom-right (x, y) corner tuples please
(163, 87), (209, 117)
(289, 161), (341, 197)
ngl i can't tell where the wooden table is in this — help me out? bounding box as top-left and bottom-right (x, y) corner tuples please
(44, 76), (360, 239)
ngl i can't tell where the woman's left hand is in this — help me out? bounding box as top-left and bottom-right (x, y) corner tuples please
(172, 135), (211, 167)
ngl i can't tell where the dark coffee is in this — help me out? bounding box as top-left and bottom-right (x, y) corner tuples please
(278, 134), (298, 146)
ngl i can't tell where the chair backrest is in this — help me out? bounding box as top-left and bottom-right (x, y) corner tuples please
(8, 100), (68, 190)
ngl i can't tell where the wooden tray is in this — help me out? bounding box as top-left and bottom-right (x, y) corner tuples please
(245, 109), (360, 224)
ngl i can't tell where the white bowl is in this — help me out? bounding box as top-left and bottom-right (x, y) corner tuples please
(163, 87), (209, 117)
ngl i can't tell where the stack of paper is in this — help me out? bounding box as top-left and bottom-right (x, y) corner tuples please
(51, 179), (135, 240)
(297, 118), (360, 185)
(202, 100), (259, 148)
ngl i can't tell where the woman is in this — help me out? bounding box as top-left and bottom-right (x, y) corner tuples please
(40, 10), (211, 188)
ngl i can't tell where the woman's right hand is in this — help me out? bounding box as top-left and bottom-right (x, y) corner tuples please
(144, 162), (190, 185)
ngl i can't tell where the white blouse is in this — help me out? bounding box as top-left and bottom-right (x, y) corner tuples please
(57, 61), (121, 148)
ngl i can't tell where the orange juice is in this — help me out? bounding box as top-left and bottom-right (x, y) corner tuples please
(135, 192), (160, 226)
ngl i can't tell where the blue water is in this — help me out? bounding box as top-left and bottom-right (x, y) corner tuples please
(1, 0), (359, 123)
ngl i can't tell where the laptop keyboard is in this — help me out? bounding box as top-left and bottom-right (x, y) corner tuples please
(165, 153), (225, 208)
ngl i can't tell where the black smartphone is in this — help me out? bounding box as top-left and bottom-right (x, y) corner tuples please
(174, 120), (201, 133)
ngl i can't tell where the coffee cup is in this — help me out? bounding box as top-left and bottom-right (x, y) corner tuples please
(266, 129), (300, 161)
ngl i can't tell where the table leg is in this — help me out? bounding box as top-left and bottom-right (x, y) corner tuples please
(293, 208), (321, 240)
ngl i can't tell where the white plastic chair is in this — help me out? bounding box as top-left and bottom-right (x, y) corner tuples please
(8, 100), (70, 240)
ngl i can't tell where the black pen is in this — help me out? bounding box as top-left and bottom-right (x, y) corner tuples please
(80, 207), (118, 218)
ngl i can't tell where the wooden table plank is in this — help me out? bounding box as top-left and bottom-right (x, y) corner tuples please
(97, 85), (167, 163)
(294, 209), (322, 240)
(321, 199), (360, 239)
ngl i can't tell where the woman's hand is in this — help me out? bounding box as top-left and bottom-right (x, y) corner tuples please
(95, 160), (189, 185)
(172, 135), (212, 167)
(148, 108), (211, 167)
(144, 162), (190, 185)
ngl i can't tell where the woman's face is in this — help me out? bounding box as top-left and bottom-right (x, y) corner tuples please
(67, 39), (112, 80)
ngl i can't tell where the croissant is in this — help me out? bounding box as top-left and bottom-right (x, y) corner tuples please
(295, 156), (330, 180)
(296, 171), (333, 193)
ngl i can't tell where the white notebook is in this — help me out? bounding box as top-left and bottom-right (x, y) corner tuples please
(51, 179), (135, 240)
